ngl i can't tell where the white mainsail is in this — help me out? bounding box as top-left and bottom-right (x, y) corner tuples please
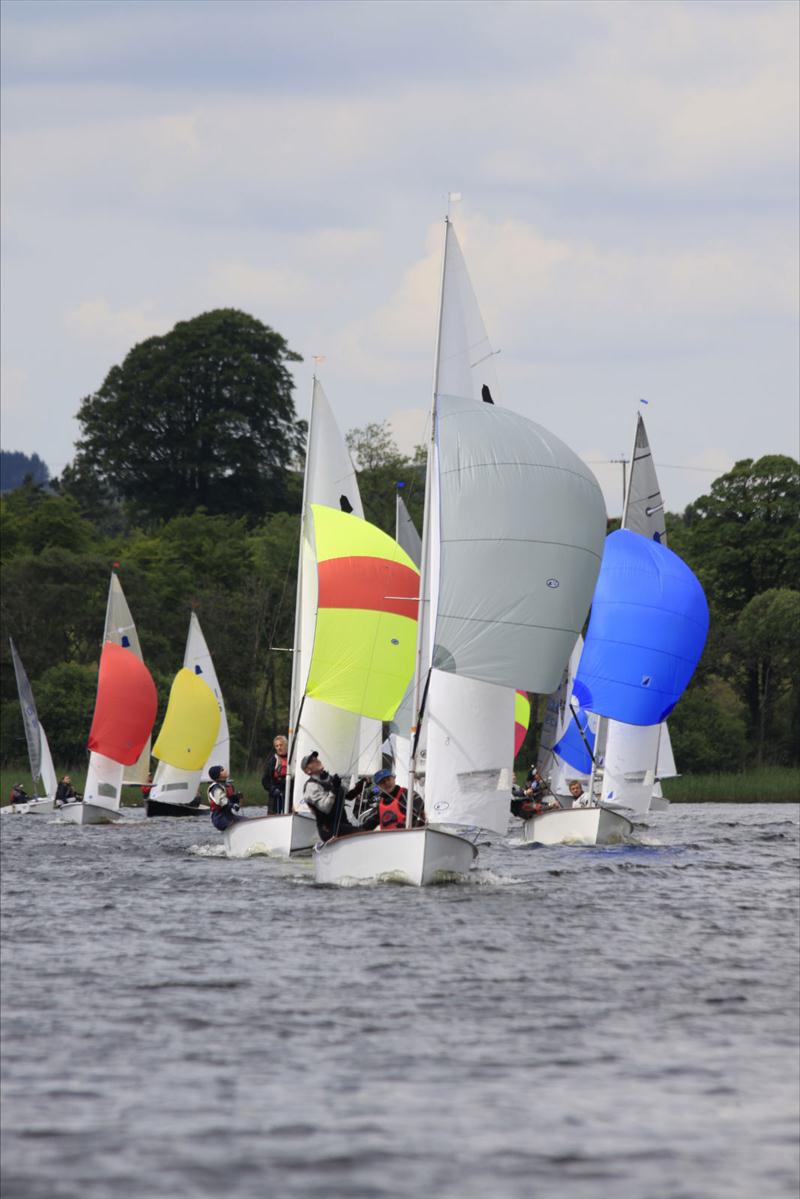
(599, 412), (675, 812)
(288, 379), (382, 808)
(9, 638), (57, 800)
(395, 493), (422, 567)
(83, 752), (126, 812)
(387, 494), (421, 789)
(184, 612), (229, 779)
(536, 637), (596, 797)
(410, 220), (607, 835)
(103, 573), (150, 784)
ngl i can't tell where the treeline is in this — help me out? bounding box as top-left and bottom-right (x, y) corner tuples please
(1, 309), (797, 775)
(0, 451), (50, 493)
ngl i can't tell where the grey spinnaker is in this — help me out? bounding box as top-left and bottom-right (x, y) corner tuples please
(432, 394), (607, 695)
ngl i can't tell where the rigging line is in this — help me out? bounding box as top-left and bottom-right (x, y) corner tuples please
(585, 460), (722, 473)
(569, 704), (597, 768)
(267, 538), (296, 652)
(410, 667), (433, 760)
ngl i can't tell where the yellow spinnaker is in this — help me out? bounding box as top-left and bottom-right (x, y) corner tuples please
(305, 505), (420, 721)
(153, 668), (221, 769)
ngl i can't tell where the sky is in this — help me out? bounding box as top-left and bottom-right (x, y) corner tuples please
(2, 0), (798, 516)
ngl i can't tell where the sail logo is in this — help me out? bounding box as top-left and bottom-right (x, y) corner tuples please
(641, 675), (652, 687)
(433, 800), (451, 813)
(121, 635), (131, 648)
(546, 578), (560, 589)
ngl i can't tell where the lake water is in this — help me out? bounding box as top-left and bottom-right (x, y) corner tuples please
(1, 803), (798, 1199)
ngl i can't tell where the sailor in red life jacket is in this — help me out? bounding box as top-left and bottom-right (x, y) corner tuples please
(208, 765), (245, 832)
(374, 768), (425, 830)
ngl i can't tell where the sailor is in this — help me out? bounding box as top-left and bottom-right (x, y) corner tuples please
(374, 768), (425, 830)
(524, 767), (546, 797)
(208, 765), (245, 831)
(300, 751), (357, 842)
(261, 734), (289, 814)
(510, 771), (560, 818)
(9, 782), (29, 809)
(55, 775), (80, 807)
(569, 779), (591, 808)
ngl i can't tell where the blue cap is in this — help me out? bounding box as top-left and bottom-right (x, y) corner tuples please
(374, 768), (394, 785)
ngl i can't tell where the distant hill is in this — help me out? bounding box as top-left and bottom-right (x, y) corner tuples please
(0, 450), (50, 492)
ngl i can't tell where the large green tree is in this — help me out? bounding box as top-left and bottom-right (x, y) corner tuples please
(65, 309), (305, 524)
(346, 420), (425, 536)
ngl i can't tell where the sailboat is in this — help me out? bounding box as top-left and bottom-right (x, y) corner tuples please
(145, 667), (221, 816)
(146, 612), (229, 817)
(60, 641), (158, 825)
(523, 525), (709, 845)
(103, 572), (152, 786)
(5, 639), (58, 815)
(600, 413), (678, 813)
(223, 378), (378, 858)
(315, 214), (607, 885)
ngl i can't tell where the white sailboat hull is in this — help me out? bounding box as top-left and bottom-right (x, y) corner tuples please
(3, 797), (55, 816)
(314, 826), (477, 886)
(223, 812), (317, 857)
(521, 805), (633, 846)
(59, 801), (120, 826)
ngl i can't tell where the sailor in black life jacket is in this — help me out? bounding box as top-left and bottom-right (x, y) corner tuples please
(300, 751), (357, 843)
(374, 768), (426, 830)
(208, 765), (244, 832)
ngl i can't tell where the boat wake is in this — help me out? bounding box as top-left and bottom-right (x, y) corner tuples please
(188, 843), (227, 858)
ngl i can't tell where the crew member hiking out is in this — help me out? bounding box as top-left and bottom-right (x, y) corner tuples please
(300, 751), (357, 843)
(208, 765), (245, 832)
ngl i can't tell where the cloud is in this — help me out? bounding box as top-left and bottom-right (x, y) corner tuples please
(65, 298), (169, 354)
(1, 0), (796, 509)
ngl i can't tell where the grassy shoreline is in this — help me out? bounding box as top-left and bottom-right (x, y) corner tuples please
(661, 766), (799, 803)
(3, 765), (799, 807)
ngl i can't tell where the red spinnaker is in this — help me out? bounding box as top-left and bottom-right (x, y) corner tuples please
(88, 641), (158, 765)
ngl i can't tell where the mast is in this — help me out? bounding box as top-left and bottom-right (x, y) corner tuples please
(406, 215), (450, 828)
(285, 375), (317, 813)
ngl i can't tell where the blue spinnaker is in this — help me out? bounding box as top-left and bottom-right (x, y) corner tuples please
(572, 529), (709, 726)
(552, 706), (595, 775)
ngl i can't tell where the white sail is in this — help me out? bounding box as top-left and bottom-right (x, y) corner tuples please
(600, 720), (662, 812)
(656, 724), (677, 779)
(103, 573), (150, 784)
(438, 219), (502, 406)
(39, 728), (57, 800)
(599, 411), (675, 811)
(536, 637), (596, 797)
(421, 672), (514, 835)
(84, 751), (125, 813)
(289, 379), (382, 805)
(432, 393), (606, 693)
(184, 612), (229, 779)
(395, 493), (422, 568)
(410, 221), (606, 835)
(150, 760), (203, 806)
(623, 413), (668, 545)
(9, 638), (57, 800)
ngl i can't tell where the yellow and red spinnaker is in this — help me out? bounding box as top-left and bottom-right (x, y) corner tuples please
(514, 690), (531, 757)
(152, 668), (221, 769)
(305, 504), (420, 721)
